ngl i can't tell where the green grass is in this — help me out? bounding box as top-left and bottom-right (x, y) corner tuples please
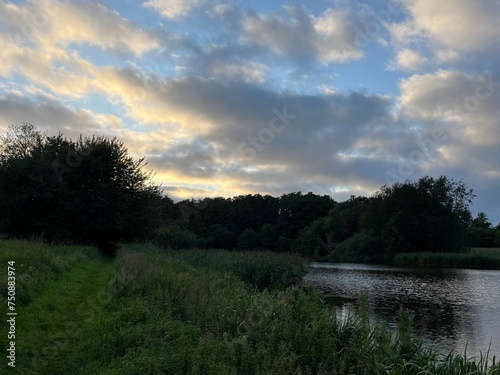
(127, 242), (308, 291)
(470, 247), (500, 258)
(393, 248), (500, 269)
(0, 239), (102, 307)
(1, 240), (499, 374)
(0, 240), (119, 373)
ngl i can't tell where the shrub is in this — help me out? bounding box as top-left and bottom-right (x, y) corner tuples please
(154, 226), (198, 249)
(329, 229), (384, 262)
(236, 228), (260, 250)
(466, 227), (497, 247)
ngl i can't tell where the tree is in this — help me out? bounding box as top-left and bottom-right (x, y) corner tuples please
(292, 218), (327, 257)
(259, 223), (278, 250)
(154, 226), (198, 249)
(277, 192), (335, 238)
(207, 224), (237, 249)
(237, 228), (260, 250)
(466, 227), (496, 247)
(276, 236), (292, 252)
(0, 124), (163, 255)
(363, 176), (475, 254)
(323, 204), (349, 245)
(0, 123), (44, 162)
(471, 212), (492, 229)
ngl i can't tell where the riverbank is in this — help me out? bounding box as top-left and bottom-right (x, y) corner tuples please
(393, 248), (500, 269)
(2, 240), (500, 374)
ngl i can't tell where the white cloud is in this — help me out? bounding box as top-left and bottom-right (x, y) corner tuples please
(0, 0), (158, 57)
(392, 0), (500, 53)
(390, 48), (429, 71)
(143, 0), (201, 19)
(48, 1), (159, 57)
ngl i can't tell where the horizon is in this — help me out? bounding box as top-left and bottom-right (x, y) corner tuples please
(0, 0), (499, 224)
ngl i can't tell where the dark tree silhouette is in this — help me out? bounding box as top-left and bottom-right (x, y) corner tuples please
(0, 124), (163, 255)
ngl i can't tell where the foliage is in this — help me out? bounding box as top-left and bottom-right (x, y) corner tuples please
(10, 240), (500, 374)
(361, 176), (474, 254)
(0, 124), (163, 255)
(472, 212), (493, 229)
(131, 243), (307, 291)
(393, 249), (500, 270)
(466, 227), (497, 247)
(277, 192), (336, 239)
(323, 204), (349, 245)
(181, 192), (335, 250)
(0, 239), (99, 308)
(467, 212), (499, 248)
(258, 223), (278, 250)
(237, 228), (261, 250)
(153, 226), (198, 249)
(292, 218), (326, 257)
(329, 229), (384, 262)
(206, 224), (238, 249)
(276, 236), (293, 252)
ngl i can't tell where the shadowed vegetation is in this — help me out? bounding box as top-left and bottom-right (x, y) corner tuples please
(394, 248), (500, 269)
(2, 240), (499, 374)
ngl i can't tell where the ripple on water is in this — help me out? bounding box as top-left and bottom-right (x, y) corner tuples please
(304, 262), (500, 358)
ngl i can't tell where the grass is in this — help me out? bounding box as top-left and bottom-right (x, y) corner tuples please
(0, 239), (103, 308)
(0, 240), (119, 373)
(1, 240), (500, 374)
(393, 248), (500, 269)
(127, 242), (308, 290)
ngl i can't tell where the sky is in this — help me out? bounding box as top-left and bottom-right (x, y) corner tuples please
(0, 0), (499, 224)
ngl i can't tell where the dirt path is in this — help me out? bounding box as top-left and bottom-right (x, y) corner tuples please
(17, 257), (119, 374)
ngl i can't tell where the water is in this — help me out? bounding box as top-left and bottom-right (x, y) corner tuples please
(304, 262), (500, 359)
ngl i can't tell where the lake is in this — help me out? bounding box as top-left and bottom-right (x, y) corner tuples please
(304, 262), (500, 359)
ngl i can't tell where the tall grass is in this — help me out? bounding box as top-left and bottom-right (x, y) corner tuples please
(126, 242), (308, 290)
(0, 239), (100, 307)
(51, 245), (499, 374)
(393, 249), (500, 269)
(4, 240), (500, 374)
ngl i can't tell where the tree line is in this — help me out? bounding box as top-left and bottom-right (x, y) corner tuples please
(1, 124), (498, 259)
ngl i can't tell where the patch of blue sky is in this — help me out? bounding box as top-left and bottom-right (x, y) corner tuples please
(339, 40), (404, 95)
(101, 0), (161, 25)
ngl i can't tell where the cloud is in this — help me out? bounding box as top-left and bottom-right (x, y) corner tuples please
(0, 0), (158, 57)
(1, 0), (498, 222)
(390, 48), (429, 71)
(390, 0), (500, 65)
(118, 75), (406, 198)
(241, 6), (365, 64)
(0, 91), (103, 136)
(143, 0), (201, 19)
(395, 69), (500, 218)
(407, 0), (500, 51)
(208, 61), (269, 83)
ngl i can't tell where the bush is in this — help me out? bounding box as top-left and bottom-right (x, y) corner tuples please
(236, 228), (260, 250)
(329, 229), (384, 262)
(393, 251), (500, 270)
(276, 236), (292, 252)
(292, 218), (326, 257)
(206, 224), (237, 249)
(154, 226), (198, 249)
(466, 227), (497, 247)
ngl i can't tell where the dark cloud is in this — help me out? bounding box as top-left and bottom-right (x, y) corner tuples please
(0, 93), (100, 137)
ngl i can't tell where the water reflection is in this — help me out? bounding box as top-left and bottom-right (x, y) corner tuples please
(304, 262), (500, 358)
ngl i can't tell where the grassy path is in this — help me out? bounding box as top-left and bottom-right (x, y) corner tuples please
(16, 256), (119, 374)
